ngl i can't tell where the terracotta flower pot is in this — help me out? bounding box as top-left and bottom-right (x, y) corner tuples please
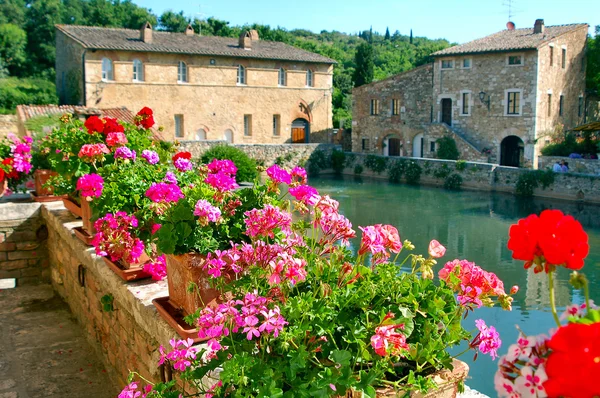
(34, 169), (58, 196)
(342, 359), (469, 398)
(63, 196), (82, 218)
(121, 251), (150, 270)
(165, 253), (222, 316)
(0, 179), (7, 198)
(80, 198), (94, 235)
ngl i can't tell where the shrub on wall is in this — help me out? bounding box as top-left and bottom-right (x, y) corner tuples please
(444, 173), (463, 191)
(455, 160), (466, 171)
(353, 164), (363, 175)
(307, 150), (330, 177)
(388, 160), (406, 183)
(364, 154), (388, 174)
(331, 149), (346, 175)
(515, 170), (556, 197)
(201, 144), (257, 183)
(433, 164), (451, 179)
(404, 161), (422, 185)
(436, 136), (460, 160)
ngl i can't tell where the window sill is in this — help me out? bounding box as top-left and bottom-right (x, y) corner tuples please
(177, 81), (189, 84)
(459, 113), (471, 117)
(237, 83), (247, 87)
(504, 114), (522, 117)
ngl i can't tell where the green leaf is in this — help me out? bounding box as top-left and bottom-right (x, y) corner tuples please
(331, 350), (352, 366)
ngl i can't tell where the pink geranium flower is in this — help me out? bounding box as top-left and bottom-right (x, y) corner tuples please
(76, 173), (104, 198)
(428, 240), (446, 258)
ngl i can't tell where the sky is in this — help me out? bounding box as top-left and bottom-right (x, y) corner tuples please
(136, 0), (600, 44)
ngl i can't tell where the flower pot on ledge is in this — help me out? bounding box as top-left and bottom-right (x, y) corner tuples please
(30, 170), (67, 202)
(102, 252), (151, 281)
(63, 196), (82, 218)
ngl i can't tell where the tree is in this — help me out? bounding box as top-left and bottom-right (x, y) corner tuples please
(353, 42), (374, 87)
(384, 27), (390, 41)
(587, 26), (600, 95)
(0, 0), (26, 25)
(0, 23), (26, 74)
(158, 10), (190, 32)
(25, 0), (63, 77)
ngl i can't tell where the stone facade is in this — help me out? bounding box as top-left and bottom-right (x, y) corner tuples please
(0, 203), (49, 286)
(0, 115), (18, 138)
(352, 21), (589, 168)
(55, 27), (334, 145)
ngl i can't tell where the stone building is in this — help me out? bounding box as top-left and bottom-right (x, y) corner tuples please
(353, 20), (589, 167)
(55, 24), (335, 143)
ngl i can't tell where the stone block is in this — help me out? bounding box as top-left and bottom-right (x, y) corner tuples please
(0, 243), (16, 252)
(0, 259), (29, 271)
(16, 242), (40, 251)
(8, 251), (40, 260)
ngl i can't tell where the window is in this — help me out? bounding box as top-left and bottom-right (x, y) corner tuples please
(132, 59), (143, 81)
(243, 114), (252, 136)
(547, 94), (552, 117)
(273, 115), (280, 136)
(462, 58), (471, 68)
(237, 65), (246, 85)
(579, 96), (584, 117)
(392, 99), (400, 116)
(306, 69), (313, 87)
(430, 141), (436, 152)
(561, 48), (567, 69)
(441, 59), (453, 69)
(508, 55), (523, 65)
(549, 46), (554, 66)
(177, 61), (187, 83)
(370, 99), (380, 115)
(559, 95), (564, 116)
(174, 115), (184, 138)
(506, 91), (521, 115)
(461, 92), (470, 115)
(278, 68), (286, 86)
(101, 58), (113, 81)
(361, 138), (370, 151)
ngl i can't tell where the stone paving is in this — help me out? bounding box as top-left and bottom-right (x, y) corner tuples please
(0, 284), (117, 398)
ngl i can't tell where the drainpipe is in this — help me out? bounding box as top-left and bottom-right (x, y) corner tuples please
(81, 49), (88, 106)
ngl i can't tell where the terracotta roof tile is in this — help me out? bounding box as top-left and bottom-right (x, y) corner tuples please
(17, 105), (135, 123)
(432, 23), (588, 56)
(56, 25), (336, 64)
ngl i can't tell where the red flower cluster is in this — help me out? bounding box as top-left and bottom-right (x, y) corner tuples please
(83, 115), (125, 135)
(172, 151), (192, 162)
(1, 158), (19, 179)
(508, 209), (589, 272)
(103, 117), (124, 134)
(135, 107), (155, 129)
(84, 116), (104, 134)
(543, 322), (600, 397)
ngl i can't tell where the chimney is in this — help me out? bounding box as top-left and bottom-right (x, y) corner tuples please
(185, 24), (194, 36)
(534, 19), (545, 34)
(506, 21), (515, 31)
(141, 21), (152, 43)
(239, 31), (252, 50)
(249, 29), (259, 41)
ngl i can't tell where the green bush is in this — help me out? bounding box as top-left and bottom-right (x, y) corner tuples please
(515, 170), (555, 197)
(455, 160), (466, 171)
(353, 164), (363, 175)
(433, 164), (451, 179)
(364, 154), (388, 174)
(436, 136), (460, 160)
(404, 161), (422, 185)
(388, 160), (405, 183)
(540, 133), (599, 156)
(444, 173), (463, 190)
(307, 150), (330, 177)
(0, 77), (57, 114)
(201, 144), (257, 183)
(331, 149), (346, 175)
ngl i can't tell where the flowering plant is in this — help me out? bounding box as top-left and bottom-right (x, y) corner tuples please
(91, 211), (145, 264)
(123, 164), (515, 397)
(0, 133), (33, 192)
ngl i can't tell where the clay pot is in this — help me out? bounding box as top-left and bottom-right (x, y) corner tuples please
(34, 169), (58, 196)
(80, 198), (94, 235)
(121, 251), (150, 270)
(342, 359), (469, 398)
(165, 253), (222, 316)
(63, 196), (82, 218)
(0, 179), (7, 198)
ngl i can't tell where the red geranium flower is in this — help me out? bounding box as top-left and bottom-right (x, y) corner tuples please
(102, 117), (124, 135)
(543, 322), (600, 397)
(2, 158), (18, 179)
(135, 107), (155, 129)
(84, 116), (104, 134)
(507, 210), (588, 272)
(0, 167), (5, 182)
(172, 152), (192, 162)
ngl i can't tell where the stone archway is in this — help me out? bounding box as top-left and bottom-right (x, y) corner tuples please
(500, 135), (524, 167)
(291, 118), (310, 143)
(383, 134), (402, 156)
(412, 133), (424, 158)
(195, 128), (207, 140)
(223, 129), (234, 143)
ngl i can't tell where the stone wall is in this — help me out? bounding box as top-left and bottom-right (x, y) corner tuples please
(0, 115), (18, 138)
(538, 156), (600, 175)
(336, 153), (600, 203)
(0, 203), (49, 286)
(425, 124), (487, 162)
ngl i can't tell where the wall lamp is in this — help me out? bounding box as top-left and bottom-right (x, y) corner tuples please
(479, 91), (491, 110)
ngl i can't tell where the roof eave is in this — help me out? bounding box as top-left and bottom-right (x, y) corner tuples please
(432, 47), (538, 57)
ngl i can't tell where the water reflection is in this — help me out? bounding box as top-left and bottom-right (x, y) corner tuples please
(310, 175), (600, 396)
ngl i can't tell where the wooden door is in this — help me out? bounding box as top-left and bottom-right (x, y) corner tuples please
(292, 127), (305, 143)
(388, 138), (400, 156)
(441, 99), (452, 125)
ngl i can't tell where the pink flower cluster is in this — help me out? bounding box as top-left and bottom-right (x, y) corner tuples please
(207, 159), (237, 175)
(290, 166), (307, 185)
(91, 212), (145, 264)
(78, 143), (109, 163)
(118, 382), (153, 398)
(76, 173), (104, 198)
(140, 149), (159, 164)
(358, 224), (402, 265)
(158, 338), (198, 372)
(428, 240), (446, 258)
(244, 204), (292, 238)
(268, 252), (307, 286)
(114, 146), (136, 161)
(163, 171), (177, 184)
(204, 159), (239, 193)
(196, 292), (287, 353)
(438, 259), (512, 309)
(266, 164), (291, 184)
(310, 195), (356, 248)
(194, 199), (222, 226)
(8, 134), (32, 174)
(174, 157), (193, 172)
(143, 254), (167, 281)
(370, 324), (408, 357)
(105, 132), (128, 147)
(145, 182), (184, 203)
(289, 184), (319, 205)
(472, 319), (502, 360)
(495, 333), (549, 397)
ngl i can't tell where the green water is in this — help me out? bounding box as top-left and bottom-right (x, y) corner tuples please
(310, 175), (600, 396)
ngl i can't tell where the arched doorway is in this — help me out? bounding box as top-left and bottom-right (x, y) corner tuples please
(500, 135), (524, 167)
(441, 98), (452, 125)
(196, 129), (207, 140)
(383, 135), (401, 157)
(412, 133), (424, 158)
(224, 129), (233, 143)
(291, 118), (310, 143)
